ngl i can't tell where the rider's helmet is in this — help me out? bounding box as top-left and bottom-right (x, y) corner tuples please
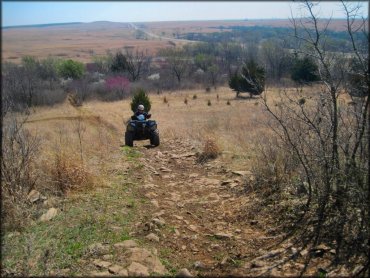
(138, 104), (145, 113)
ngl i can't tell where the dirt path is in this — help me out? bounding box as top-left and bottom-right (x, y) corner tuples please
(129, 22), (197, 44)
(126, 137), (294, 276)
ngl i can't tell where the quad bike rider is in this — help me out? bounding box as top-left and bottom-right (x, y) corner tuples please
(125, 104), (160, 147)
(132, 104), (151, 121)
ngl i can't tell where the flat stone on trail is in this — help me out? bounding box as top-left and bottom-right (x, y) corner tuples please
(188, 225), (198, 232)
(221, 179), (234, 185)
(174, 215), (184, 220)
(151, 199), (159, 208)
(39, 207), (58, 222)
(197, 178), (220, 186)
(93, 259), (112, 269)
(127, 262), (149, 276)
(214, 232), (233, 239)
(90, 271), (112, 276)
(142, 183), (158, 189)
(114, 240), (138, 250)
(160, 167), (172, 172)
(232, 170), (252, 176)
(103, 255), (113, 260)
(193, 261), (206, 269)
(152, 217), (166, 227)
(118, 269), (128, 276)
(108, 264), (124, 274)
(125, 247), (167, 275)
(189, 173), (199, 178)
(146, 233), (160, 242)
(145, 192), (158, 198)
(176, 268), (193, 277)
(207, 193), (220, 201)
(152, 210), (165, 217)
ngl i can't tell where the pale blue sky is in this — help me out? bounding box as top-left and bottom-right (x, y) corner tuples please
(2, 1), (369, 27)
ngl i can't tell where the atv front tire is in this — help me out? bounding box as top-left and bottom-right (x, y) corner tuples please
(150, 129), (160, 146)
(125, 132), (134, 147)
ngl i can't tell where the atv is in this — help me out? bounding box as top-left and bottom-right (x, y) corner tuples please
(125, 117), (160, 147)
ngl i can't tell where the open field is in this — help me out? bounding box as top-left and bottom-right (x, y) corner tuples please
(2, 10), (368, 274)
(4, 85), (360, 276)
(2, 18), (364, 64)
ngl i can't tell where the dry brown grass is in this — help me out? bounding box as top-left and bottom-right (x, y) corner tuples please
(20, 85), (327, 196)
(3, 19), (362, 64)
(197, 137), (221, 163)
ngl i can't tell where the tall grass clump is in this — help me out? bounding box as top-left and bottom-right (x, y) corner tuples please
(197, 137), (221, 163)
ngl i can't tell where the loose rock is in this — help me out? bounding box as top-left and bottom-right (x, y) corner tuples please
(108, 264), (124, 274)
(87, 243), (110, 256)
(214, 232), (233, 239)
(146, 233), (160, 242)
(39, 208), (58, 222)
(114, 240), (138, 250)
(93, 259), (112, 269)
(176, 268), (193, 277)
(193, 261), (206, 269)
(90, 271), (112, 276)
(27, 190), (41, 203)
(151, 200), (159, 208)
(127, 262), (149, 276)
(152, 217), (166, 227)
(125, 247), (167, 275)
(232, 170), (252, 176)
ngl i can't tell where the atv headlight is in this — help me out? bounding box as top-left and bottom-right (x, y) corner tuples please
(150, 124), (157, 130)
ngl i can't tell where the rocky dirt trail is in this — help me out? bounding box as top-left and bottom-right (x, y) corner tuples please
(121, 137), (303, 277)
(80, 137), (307, 277)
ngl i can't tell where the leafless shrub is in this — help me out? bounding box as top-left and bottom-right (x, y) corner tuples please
(197, 137), (221, 163)
(1, 112), (40, 230)
(257, 1), (369, 273)
(47, 149), (93, 194)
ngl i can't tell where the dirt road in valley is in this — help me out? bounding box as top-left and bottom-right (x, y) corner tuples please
(126, 137), (302, 276)
(129, 22), (197, 44)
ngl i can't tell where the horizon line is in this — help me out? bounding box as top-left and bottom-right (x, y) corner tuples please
(2, 17), (352, 29)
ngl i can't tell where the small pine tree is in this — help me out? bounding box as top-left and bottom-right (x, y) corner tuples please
(163, 96), (168, 103)
(130, 88), (151, 113)
(291, 56), (320, 84)
(227, 100), (231, 105)
(193, 94), (197, 100)
(184, 98), (188, 105)
(228, 60), (265, 97)
(217, 94), (219, 101)
(207, 100), (212, 106)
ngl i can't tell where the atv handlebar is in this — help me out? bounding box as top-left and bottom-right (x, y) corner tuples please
(131, 114), (151, 120)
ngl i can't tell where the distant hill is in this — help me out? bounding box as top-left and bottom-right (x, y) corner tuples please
(3, 22), (83, 29)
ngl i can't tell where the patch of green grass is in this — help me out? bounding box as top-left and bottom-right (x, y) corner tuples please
(157, 247), (178, 276)
(230, 258), (243, 267)
(213, 252), (226, 261)
(160, 258), (178, 276)
(121, 146), (142, 161)
(206, 234), (220, 241)
(2, 178), (138, 276)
